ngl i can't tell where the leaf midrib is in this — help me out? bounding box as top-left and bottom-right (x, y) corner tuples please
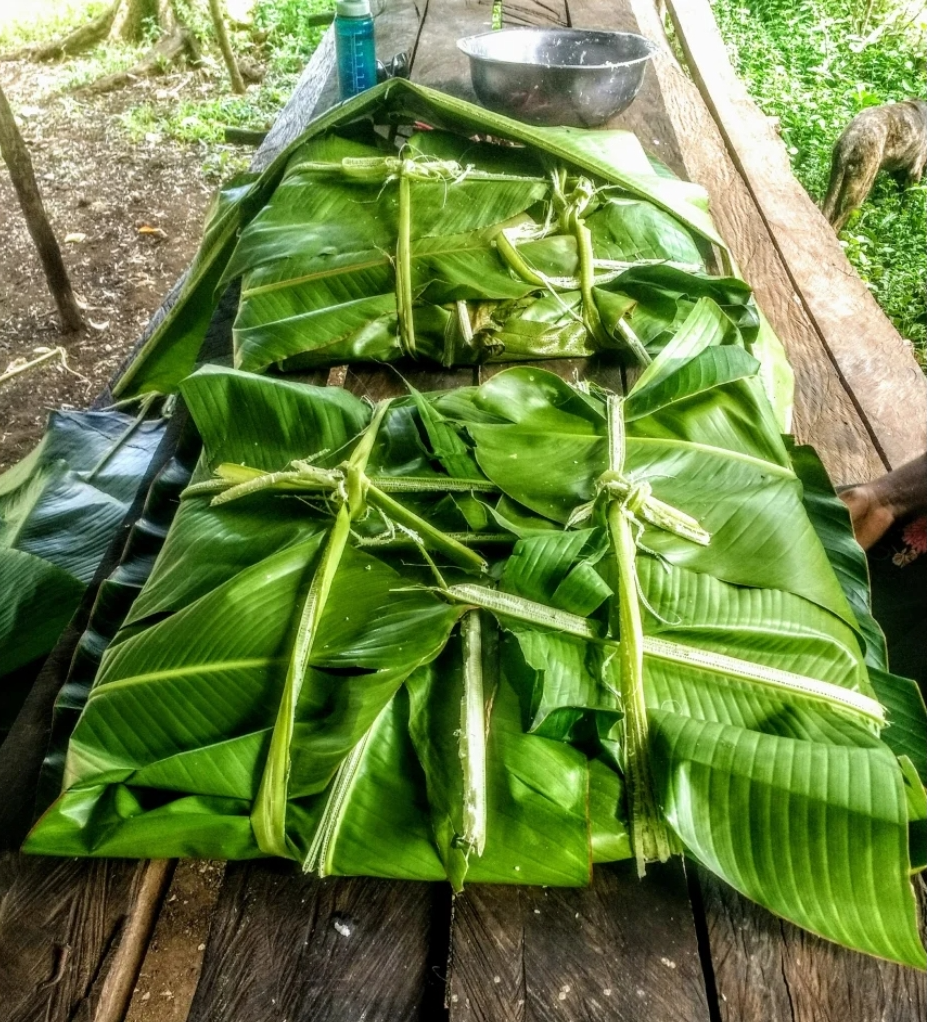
(88, 657), (287, 700)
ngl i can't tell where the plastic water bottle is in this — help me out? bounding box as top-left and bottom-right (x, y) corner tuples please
(335, 0), (377, 101)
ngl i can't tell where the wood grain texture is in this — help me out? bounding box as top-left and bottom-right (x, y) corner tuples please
(411, 0), (490, 101)
(698, 868), (927, 1022)
(568, 0), (688, 176)
(250, 26), (336, 172)
(501, 0), (569, 28)
(414, 10), (709, 1020)
(344, 364), (478, 400)
(187, 862), (450, 1022)
(0, 854), (160, 1022)
(623, 0), (883, 485)
(448, 862), (710, 1022)
(666, 0), (927, 470)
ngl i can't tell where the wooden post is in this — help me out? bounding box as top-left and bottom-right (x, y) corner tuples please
(0, 81), (84, 334)
(208, 0), (246, 95)
(91, 860), (175, 1022)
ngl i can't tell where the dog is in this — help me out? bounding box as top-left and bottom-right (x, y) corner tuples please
(821, 100), (927, 231)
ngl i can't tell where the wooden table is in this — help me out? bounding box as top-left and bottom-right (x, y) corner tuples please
(1, 3), (924, 1021)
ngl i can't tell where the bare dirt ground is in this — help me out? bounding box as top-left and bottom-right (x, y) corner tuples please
(0, 58), (216, 472)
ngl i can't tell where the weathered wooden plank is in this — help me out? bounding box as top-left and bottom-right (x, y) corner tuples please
(187, 864), (449, 1022)
(415, 7), (710, 1020)
(411, 0), (492, 101)
(0, 855), (171, 1022)
(568, 0), (688, 176)
(622, 15), (925, 1012)
(448, 862), (710, 1022)
(665, 0), (927, 470)
(697, 869), (927, 1022)
(344, 364), (478, 399)
(622, 0), (883, 485)
(501, 0), (569, 28)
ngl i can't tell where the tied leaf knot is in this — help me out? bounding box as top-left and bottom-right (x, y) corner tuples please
(567, 470), (711, 551)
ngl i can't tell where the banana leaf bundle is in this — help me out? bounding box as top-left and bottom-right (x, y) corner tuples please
(112, 78), (791, 415)
(0, 408), (165, 711)
(27, 298), (927, 967)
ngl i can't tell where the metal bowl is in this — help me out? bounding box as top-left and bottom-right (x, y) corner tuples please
(457, 28), (656, 128)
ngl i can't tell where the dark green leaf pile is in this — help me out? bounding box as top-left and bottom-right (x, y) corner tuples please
(0, 409), (165, 688)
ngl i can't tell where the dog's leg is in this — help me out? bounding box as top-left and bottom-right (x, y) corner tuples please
(832, 148), (881, 231)
(821, 153), (845, 224)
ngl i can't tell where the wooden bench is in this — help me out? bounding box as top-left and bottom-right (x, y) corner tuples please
(1, 3), (924, 1021)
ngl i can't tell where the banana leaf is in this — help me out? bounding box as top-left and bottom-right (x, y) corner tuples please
(29, 366), (597, 886)
(224, 127), (723, 377)
(27, 307), (927, 966)
(112, 79), (743, 399)
(0, 408), (166, 686)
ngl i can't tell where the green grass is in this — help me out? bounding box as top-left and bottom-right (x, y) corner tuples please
(120, 86), (293, 145)
(0, 0), (111, 50)
(127, 0), (335, 178)
(2, 0), (335, 180)
(711, 0), (927, 365)
(251, 0), (334, 74)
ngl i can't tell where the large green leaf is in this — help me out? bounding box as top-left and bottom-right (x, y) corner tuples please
(0, 548), (85, 676)
(869, 669), (927, 785)
(454, 361), (855, 630)
(224, 128), (725, 375)
(28, 372), (487, 863)
(789, 442), (887, 669)
(29, 342), (924, 967)
(0, 409), (166, 682)
(401, 622), (594, 888)
(434, 340), (922, 962)
(651, 712), (923, 966)
(113, 80), (730, 398)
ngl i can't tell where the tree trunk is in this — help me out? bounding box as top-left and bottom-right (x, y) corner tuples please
(79, 23), (200, 95)
(208, 0), (246, 94)
(860, 0), (877, 34)
(115, 0), (163, 43)
(0, 82), (84, 333)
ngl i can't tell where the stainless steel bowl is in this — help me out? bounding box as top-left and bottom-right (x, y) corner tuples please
(457, 28), (656, 128)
